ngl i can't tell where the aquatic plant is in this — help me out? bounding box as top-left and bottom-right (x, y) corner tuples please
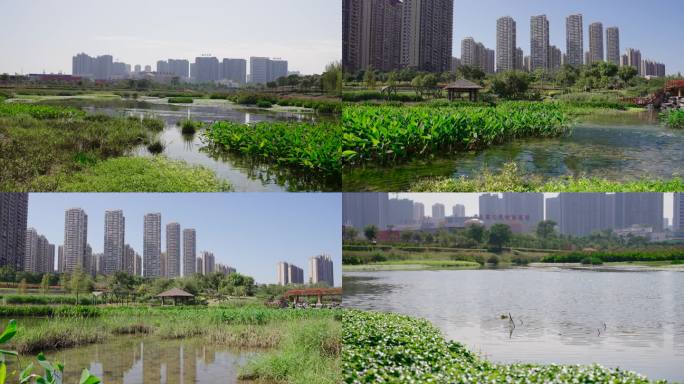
(409, 163), (684, 193)
(205, 121), (342, 177)
(179, 119), (201, 135)
(661, 109), (684, 129)
(0, 103), (85, 119)
(256, 100), (273, 108)
(342, 102), (571, 167)
(146, 140), (165, 154)
(342, 91), (423, 102)
(343, 310), (664, 383)
(542, 249), (684, 264)
(168, 97), (194, 104)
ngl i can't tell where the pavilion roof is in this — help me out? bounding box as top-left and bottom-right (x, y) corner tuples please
(156, 288), (194, 298)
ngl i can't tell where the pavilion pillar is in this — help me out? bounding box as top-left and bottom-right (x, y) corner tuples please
(317, 294), (322, 305)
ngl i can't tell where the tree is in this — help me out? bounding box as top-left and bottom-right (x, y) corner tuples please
(401, 231), (413, 243)
(457, 65), (485, 82)
(69, 269), (93, 302)
(618, 66), (638, 84)
(555, 65), (579, 89)
(321, 61), (342, 94)
(343, 226), (359, 241)
(18, 278), (27, 294)
(108, 272), (136, 303)
(364, 67), (377, 89)
(488, 224), (512, 251)
(490, 71), (530, 99)
(40, 274), (50, 294)
(364, 225), (378, 242)
(465, 223), (486, 244)
(536, 220), (557, 239)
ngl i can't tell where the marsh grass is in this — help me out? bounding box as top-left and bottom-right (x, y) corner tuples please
(168, 97), (194, 104)
(179, 119), (201, 135)
(661, 109), (684, 129)
(410, 163), (684, 192)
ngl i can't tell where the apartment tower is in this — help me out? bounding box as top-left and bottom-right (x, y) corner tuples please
(309, 254), (334, 287)
(64, 208), (88, 273)
(166, 222), (181, 278)
(182, 228), (196, 276)
(400, 0), (454, 72)
(606, 27), (620, 65)
(588, 22), (604, 64)
(530, 15), (550, 71)
(566, 14), (584, 68)
(103, 210), (125, 275)
(496, 16), (517, 72)
(0, 193), (29, 271)
(143, 213), (161, 278)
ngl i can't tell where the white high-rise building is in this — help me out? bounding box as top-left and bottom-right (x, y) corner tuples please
(413, 202), (425, 222)
(432, 203), (446, 221)
(143, 213), (161, 278)
(277, 261), (290, 285)
(64, 208), (88, 273)
(496, 16), (517, 72)
(201, 251), (215, 274)
(103, 210), (125, 275)
(309, 254), (334, 287)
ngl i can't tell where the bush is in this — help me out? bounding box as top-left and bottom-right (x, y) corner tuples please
(256, 100), (273, 108)
(180, 119), (201, 135)
(661, 109), (684, 129)
(581, 257), (603, 265)
(168, 97), (194, 104)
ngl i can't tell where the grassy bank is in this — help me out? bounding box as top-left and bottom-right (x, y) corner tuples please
(410, 163), (684, 192)
(3, 305), (340, 384)
(541, 249), (684, 264)
(35, 156), (231, 192)
(205, 120), (341, 179)
(343, 260), (480, 272)
(342, 102), (570, 167)
(343, 310), (664, 383)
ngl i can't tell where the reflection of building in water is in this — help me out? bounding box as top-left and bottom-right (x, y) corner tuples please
(181, 343), (198, 384)
(142, 341), (163, 383)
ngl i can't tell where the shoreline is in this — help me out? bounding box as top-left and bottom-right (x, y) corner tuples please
(343, 261), (684, 273)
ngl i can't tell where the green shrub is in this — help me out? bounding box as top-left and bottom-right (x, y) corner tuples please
(168, 97), (194, 104)
(0, 103), (85, 119)
(180, 119), (201, 135)
(661, 109), (684, 129)
(256, 100), (273, 108)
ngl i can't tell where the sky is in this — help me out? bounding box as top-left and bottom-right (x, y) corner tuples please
(399, 193), (675, 222)
(0, 0), (341, 76)
(453, 0), (684, 75)
(27, 193), (342, 286)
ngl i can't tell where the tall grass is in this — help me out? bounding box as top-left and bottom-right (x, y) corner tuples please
(342, 102), (570, 166)
(205, 121), (342, 177)
(0, 103), (85, 119)
(661, 109), (684, 129)
(542, 249), (684, 263)
(168, 97), (194, 104)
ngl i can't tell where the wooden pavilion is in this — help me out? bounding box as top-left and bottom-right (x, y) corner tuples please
(157, 288), (194, 306)
(444, 79), (483, 101)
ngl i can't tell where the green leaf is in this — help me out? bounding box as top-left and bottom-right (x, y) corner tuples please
(0, 320), (17, 344)
(19, 363), (33, 383)
(0, 350), (17, 357)
(0, 362), (6, 384)
(79, 369), (101, 384)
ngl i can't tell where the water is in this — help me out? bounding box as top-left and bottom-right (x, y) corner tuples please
(11, 336), (255, 383)
(84, 98), (339, 192)
(343, 268), (684, 382)
(343, 112), (684, 191)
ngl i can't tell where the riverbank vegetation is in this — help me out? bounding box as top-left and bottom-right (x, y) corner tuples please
(661, 109), (684, 129)
(205, 120), (342, 180)
(343, 310), (664, 383)
(541, 249), (684, 265)
(409, 163), (684, 192)
(342, 103), (570, 167)
(167, 96), (194, 104)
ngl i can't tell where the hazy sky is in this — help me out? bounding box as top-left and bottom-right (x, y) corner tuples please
(399, 193), (675, 222)
(453, 0), (684, 74)
(0, 0), (341, 76)
(27, 193), (342, 286)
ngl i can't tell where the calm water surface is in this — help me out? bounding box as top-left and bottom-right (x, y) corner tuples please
(343, 112), (684, 191)
(85, 99), (339, 192)
(7, 336), (255, 384)
(343, 268), (684, 382)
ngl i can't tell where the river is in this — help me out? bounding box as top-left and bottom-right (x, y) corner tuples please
(84, 98), (338, 192)
(343, 268), (684, 382)
(343, 111), (684, 191)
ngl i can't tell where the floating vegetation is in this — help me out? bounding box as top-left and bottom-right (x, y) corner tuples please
(205, 121), (342, 178)
(342, 102), (571, 167)
(343, 310), (663, 383)
(168, 97), (194, 104)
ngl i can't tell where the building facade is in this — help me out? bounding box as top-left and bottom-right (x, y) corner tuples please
(400, 0), (453, 72)
(588, 22), (604, 64)
(565, 14), (584, 68)
(496, 16), (517, 72)
(182, 228), (196, 276)
(103, 210), (125, 275)
(606, 27), (620, 65)
(309, 254), (334, 287)
(64, 208), (88, 273)
(143, 213), (161, 278)
(165, 222), (181, 278)
(0, 193), (28, 271)
(530, 15), (550, 71)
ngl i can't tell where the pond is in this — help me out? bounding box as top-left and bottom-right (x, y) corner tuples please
(342, 111), (684, 191)
(6, 336), (256, 383)
(343, 268), (684, 382)
(84, 98), (339, 192)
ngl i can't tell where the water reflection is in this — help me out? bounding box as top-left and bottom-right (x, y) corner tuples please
(343, 269), (684, 382)
(34, 337), (253, 384)
(343, 112), (684, 191)
(84, 100), (338, 192)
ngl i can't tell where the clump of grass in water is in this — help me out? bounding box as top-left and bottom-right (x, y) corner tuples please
(168, 97), (194, 104)
(661, 109), (684, 129)
(179, 119), (202, 135)
(410, 163), (684, 193)
(256, 100), (273, 108)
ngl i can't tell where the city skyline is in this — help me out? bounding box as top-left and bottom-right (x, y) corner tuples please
(0, 0), (341, 76)
(24, 193), (342, 285)
(451, 0), (682, 74)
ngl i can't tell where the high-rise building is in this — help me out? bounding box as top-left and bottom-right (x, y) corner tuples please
(413, 202), (425, 222)
(626, 48), (642, 75)
(342, 193), (389, 230)
(134, 64), (141, 73)
(388, 198), (414, 226)
(143, 213), (161, 278)
(156, 60), (170, 74)
(84, 244), (94, 276)
(674, 193), (684, 232)
(400, 0), (453, 72)
(588, 22), (604, 64)
(217, 264), (236, 276)
(641, 60), (666, 77)
(103, 210), (125, 275)
(452, 204), (466, 218)
(565, 14), (584, 68)
(461, 37), (477, 67)
(549, 45), (562, 71)
(182, 228), (196, 276)
(220, 58), (247, 83)
(614, 193), (663, 231)
(160, 251), (167, 278)
(342, 0), (403, 73)
(168, 59), (190, 78)
(196, 257), (203, 275)
(249, 57), (289, 84)
(166, 222), (181, 278)
(277, 261), (290, 285)
(309, 254), (334, 287)
(0, 193), (28, 271)
(194, 56), (220, 83)
(555, 193), (615, 236)
(134, 253), (142, 276)
(124, 244), (135, 275)
(515, 48), (524, 71)
(432, 203), (446, 221)
(57, 245), (64, 273)
(496, 16), (517, 72)
(530, 15), (550, 71)
(606, 27), (620, 65)
(484, 48), (495, 74)
(24, 228), (40, 273)
(64, 208), (88, 273)
(201, 251), (215, 274)
(479, 193), (544, 233)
